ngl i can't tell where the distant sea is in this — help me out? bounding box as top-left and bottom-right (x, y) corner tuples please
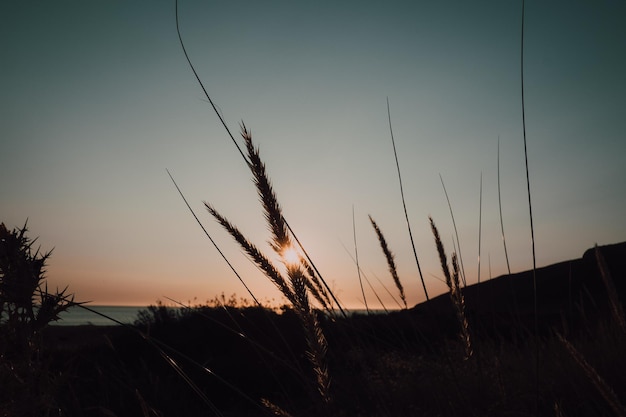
(51, 305), (147, 326)
(51, 306), (389, 326)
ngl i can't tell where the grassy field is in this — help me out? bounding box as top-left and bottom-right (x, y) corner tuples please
(3, 2), (625, 416)
(3, 189), (626, 417)
(34, 243), (626, 417)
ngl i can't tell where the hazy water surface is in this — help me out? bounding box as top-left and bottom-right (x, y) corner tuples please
(52, 305), (146, 326)
(51, 306), (390, 326)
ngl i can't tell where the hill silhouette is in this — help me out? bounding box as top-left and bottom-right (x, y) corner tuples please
(409, 241), (626, 338)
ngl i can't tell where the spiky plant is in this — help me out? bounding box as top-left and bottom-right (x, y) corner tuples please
(0, 221), (76, 415)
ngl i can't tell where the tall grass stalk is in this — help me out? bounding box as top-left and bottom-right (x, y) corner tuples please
(557, 333), (626, 417)
(342, 241), (391, 311)
(451, 253), (473, 360)
(370, 273), (402, 310)
(386, 98), (429, 301)
(353, 206), (369, 314)
(429, 216), (473, 360)
(174, 0), (246, 163)
(207, 125), (332, 407)
(477, 172), (483, 286)
(369, 215), (407, 309)
(497, 138), (522, 328)
(167, 169), (262, 306)
(168, 168), (317, 399)
(339, 241), (401, 310)
(287, 218), (346, 317)
(204, 205), (298, 306)
(175, 0), (344, 319)
(497, 137), (512, 276)
(287, 265), (331, 404)
(364, 275), (390, 312)
(519, 1), (539, 411)
(476, 173), (483, 368)
(439, 174), (467, 287)
(300, 259), (334, 315)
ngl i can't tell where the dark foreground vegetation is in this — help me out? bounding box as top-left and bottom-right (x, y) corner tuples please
(9, 241), (624, 417)
(6, 3), (622, 416)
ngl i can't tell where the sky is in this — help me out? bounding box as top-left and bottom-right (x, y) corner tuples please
(1, 1), (625, 308)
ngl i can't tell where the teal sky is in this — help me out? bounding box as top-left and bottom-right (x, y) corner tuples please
(2, 1), (625, 307)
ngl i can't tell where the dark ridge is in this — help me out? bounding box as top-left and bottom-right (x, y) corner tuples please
(411, 241), (626, 338)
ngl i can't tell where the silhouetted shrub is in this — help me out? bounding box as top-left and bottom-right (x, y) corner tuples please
(0, 221), (75, 416)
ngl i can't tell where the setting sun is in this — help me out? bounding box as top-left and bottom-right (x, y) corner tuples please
(281, 245), (301, 266)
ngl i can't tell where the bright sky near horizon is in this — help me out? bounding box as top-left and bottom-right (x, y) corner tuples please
(2, 1), (625, 308)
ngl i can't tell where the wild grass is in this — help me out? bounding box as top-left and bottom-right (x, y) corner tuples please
(205, 124), (332, 411)
(353, 206), (369, 314)
(557, 332), (626, 417)
(386, 98), (429, 302)
(519, 1), (540, 410)
(439, 174), (468, 287)
(41, 278), (626, 417)
(5, 1), (625, 416)
(103, 1), (624, 414)
(369, 215), (407, 309)
(429, 216), (473, 360)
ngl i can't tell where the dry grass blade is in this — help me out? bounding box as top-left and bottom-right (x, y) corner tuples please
(287, 266), (331, 404)
(227, 124), (332, 406)
(497, 137), (512, 276)
(239, 125), (337, 314)
(477, 172), (482, 286)
(240, 123), (290, 254)
(353, 206), (369, 313)
(167, 169), (262, 306)
(557, 333), (626, 417)
(301, 267), (331, 312)
(387, 97), (429, 301)
(177, 0), (344, 317)
(439, 174), (467, 287)
(301, 262), (333, 312)
(369, 215), (407, 309)
(595, 245), (626, 332)
(429, 216), (473, 359)
(287, 222), (347, 317)
(261, 399), (295, 417)
(429, 216), (453, 288)
(174, 0), (247, 163)
(340, 240), (398, 310)
(519, 1), (540, 410)
(451, 253), (473, 360)
(205, 203), (297, 306)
